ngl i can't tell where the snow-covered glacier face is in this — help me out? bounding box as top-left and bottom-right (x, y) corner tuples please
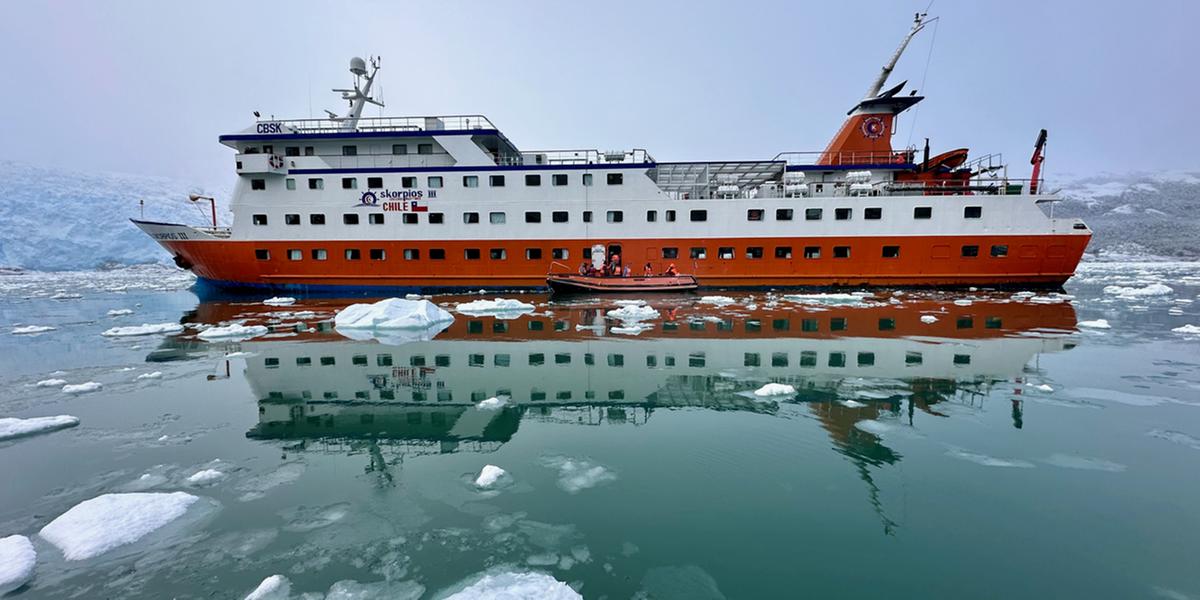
(0, 161), (227, 271)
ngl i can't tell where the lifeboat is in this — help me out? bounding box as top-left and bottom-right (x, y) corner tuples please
(546, 274), (699, 294)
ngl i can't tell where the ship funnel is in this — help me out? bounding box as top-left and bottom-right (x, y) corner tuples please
(350, 57), (368, 77)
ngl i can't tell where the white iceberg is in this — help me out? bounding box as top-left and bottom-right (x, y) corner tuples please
(697, 295), (736, 306)
(334, 298), (455, 339)
(106, 308), (134, 316)
(444, 570), (580, 600)
(136, 371), (163, 380)
(186, 469), (225, 485)
(0, 415), (79, 441)
(12, 325), (55, 335)
(261, 297), (296, 306)
(606, 305), (659, 323)
(1077, 319), (1111, 329)
(1171, 324), (1200, 335)
(101, 323), (183, 337)
(39, 492), (200, 560)
(0, 535), (36, 595)
(477, 397), (508, 410)
(753, 383), (796, 397)
(920, 315), (939, 324)
(1103, 283), (1173, 297)
(197, 324), (269, 341)
(454, 298), (536, 317)
(34, 378), (67, 388)
(62, 382), (102, 395)
(474, 465), (507, 488)
(245, 574), (291, 600)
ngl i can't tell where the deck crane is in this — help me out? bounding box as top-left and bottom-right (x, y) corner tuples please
(1030, 129), (1048, 195)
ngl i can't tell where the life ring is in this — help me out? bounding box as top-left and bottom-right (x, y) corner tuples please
(860, 116), (886, 139)
(268, 154), (284, 169)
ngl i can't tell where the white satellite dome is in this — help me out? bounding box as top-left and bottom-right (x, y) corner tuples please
(349, 56), (368, 76)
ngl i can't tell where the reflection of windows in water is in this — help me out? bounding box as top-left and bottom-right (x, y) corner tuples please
(664, 354), (676, 367)
(497, 388), (512, 398)
(744, 353), (760, 367)
(435, 355), (450, 367)
(323, 391), (337, 399)
(555, 353), (571, 365)
(410, 355), (426, 367)
(528, 320), (544, 331)
(407, 412), (422, 424)
(369, 375), (388, 389)
(352, 354), (367, 366)
(772, 352), (788, 367)
(607, 354), (624, 367)
(800, 351), (817, 368)
(857, 352), (875, 366)
(471, 391), (487, 402)
(828, 352), (846, 368)
(957, 317), (973, 329)
(584, 390), (596, 400)
(493, 321), (508, 333)
(689, 353), (706, 368)
(647, 355), (658, 368)
(954, 354), (972, 365)
(555, 320), (569, 331)
(438, 389), (452, 402)
(265, 357), (280, 368)
(431, 412), (446, 427)
(529, 353), (544, 366)
(532, 390), (547, 401)
(773, 319), (789, 331)
(746, 319), (761, 332)
(985, 317), (1003, 329)
(380, 390), (395, 400)
(662, 322), (678, 331)
(878, 318), (896, 331)
(584, 353), (595, 365)
(609, 390), (625, 400)
(494, 354), (510, 367)
(906, 352), (923, 365)
(556, 391), (572, 400)
(469, 354), (484, 367)
(690, 321), (706, 331)
(802, 319), (818, 332)
(377, 354), (393, 367)
(355, 390), (369, 400)
(269, 392), (283, 400)
(830, 317), (847, 331)
(717, 319), (733, 331)
(297, 357), (312, 366)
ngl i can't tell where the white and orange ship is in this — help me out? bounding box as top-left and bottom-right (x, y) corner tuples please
(136, 14), (1091, 294)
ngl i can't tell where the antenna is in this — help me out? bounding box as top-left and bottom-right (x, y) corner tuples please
(327, 55), (384, 131)
(864, 12), (936, 100)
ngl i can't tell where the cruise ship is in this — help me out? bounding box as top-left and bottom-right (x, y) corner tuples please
(135, 14), (1091, 293)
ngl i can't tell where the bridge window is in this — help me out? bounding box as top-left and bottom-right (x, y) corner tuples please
(553, 174), (568, 186)
(392, 144), (407, 155)
(251, 179), (266, 190)
(747, 209), (764, 221)
(991, 244), (1009, 257)
(284, 214), (300, 225)
(835, 207), (852, 220)
(430, 248), (445, 260)
(964, 206), (982, 218)
(490, 212), (506, 224)
(525, 174), (541, 186)
(804, 246), (821, 259)
(464, 248), (481, 260)
(345, 248), (361, 260)
(552, 248), (569, 260)
(914, 206), (932, 219)
(285, 146), (300, 156)
(607, 173), (623, 185)
(402, 214), (417, 225)
(665, 210), (676, 222)
(805, 208), (823, 221)
(428, 176), (443, 188)
(403, 249), (419, 260)
(865, 207), (882, 220)
(463, 212), (479, 224)
(526, 248), (543, 260)
(691, 247), (708, 259)
(342, 145), (357, 156)
(663, 247), (679, 259)
(552, 211), (568, 223)
(308, 178), (324, 190)
(882, 245), (900, 258)
(746, 247), (763, 259)
(775, 246), (792, 259)
(370, 213), (386, 225)
(690, 209), (707, 222)
(304, 146), (315, 156)
(834, 246), (851, 258)
(429, 212), (444, 224)
(309, 214), (325, 225)
(342, 177), (357, 189)
(776, 208), (794, 221)
(583, 211), (593, 223)
(489, 175), (505, 187)
(311, 249), (327, 260)
(343, 213), (359, 225)
(607, 210), (623, 223)
(367, 177), (383, 188)
(583, 173), (593, 186)
(285, 178), (296, 190)
(646, 210), (657, 222)
(401, 176), (417, 188)
(369, 249), (386, 260)
(490, 248), (507, 260)
(962, 245), (979, 257)
(252, 214), (268, 225)
(417, 143), (433, 155)
(254, 249), (270, 260)
(525, 211), (541, 223)
(463, 175), (479, 188)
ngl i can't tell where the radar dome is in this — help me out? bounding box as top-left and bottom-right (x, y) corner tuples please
(350, 57), (368, 76)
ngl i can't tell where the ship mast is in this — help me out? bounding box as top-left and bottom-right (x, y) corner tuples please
(863, 12), (930, 100)
(328, 56), (384, 131)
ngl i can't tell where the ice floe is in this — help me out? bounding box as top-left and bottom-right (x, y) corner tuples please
(783, 292), (869, 305)
(697, 295), (736, 306)
(245, 574), (291, 600)
(334, 298), (454, 344)
(1147, 429), (1200, 450)
(540, 455), (617, 494)
(0, 535), (36, 595)
(613, 299), (646, 307)
(753, 383), (796, 397)
(261, 296), (296, 306)
(1171, 324), (1200, 335)
(197, 324), (269, 341)
(34, 378), (67, 388)
(477, 396), (508, 410)
(136, 371), (163, 380)
(106, 308), (134, 316)
(236, 462), (306, 501)
(920, 315), (939, 324)
(39, 491), (200, 560)
(62, 382), (102, 395)
(946, 449), (1034, 468)
(186, 469), (225, 485)
(1103, 283), (1173, 297)
(326, 579), (424, 600)
(0, 415), (79, 441)
(443, 570), (580, 600)
(474, 465), (507, 488)
(101, 322), (184, 337)
(1077, 319), (1111, 329)
(606, 305), (659, 323)
(454, 298), (536, 318)
(11, 325), (55, 334)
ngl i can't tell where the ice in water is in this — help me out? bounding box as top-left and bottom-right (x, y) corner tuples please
(0, 535), (36, 595)
(38, 492), (200, 560)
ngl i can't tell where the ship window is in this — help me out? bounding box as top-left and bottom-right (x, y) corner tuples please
(991, 244), (1009, 257)
(552, 211), (569, 223)
(690, 209), (707, 222)
(252, 214), (268, 225)
(430, 248), (445, 260)
(525, 174), (541, 186)
(525, 211), (541, 223)
(646, 210), (657, 222)
(914, 206), (932, 219)
(308, 178), (324, 190)
(858, 352), (875, 366)
(377, 354), (393, 366)
(663, 247), (679, 259)
(957, 317), (974, 329)
(310, 214), (325, 225)
(665, 210), (676, 222)
(804, 246), (821, 259)
(776, 208), (794, 221)
(775, 246), (792, 259)
(401, 176), (417, 188)
(834, 246), (851, 258)
(345, 248), (361, 260)
(489, 175), (505, 187)
(882, 245), (900, 258)
(463, 212), (479, 224)
(607, 210), (623, 223)
(805, 208), (823, 221)
(799, 351), (817, 367)
(401, 213), (416, 224)
(553, 173), (568, 186)
(392, 144), (407, 155)
(954, 354), (971, 365)
(964, 206), (983, 218)
(284, 214), (299, 225)
(429, 212), (444, 224)
(428, 176), (443, 188)
(343, 213), (359, 225)
(263, 145), (273, 154)
(986, 316), (1003, 329)
(583, 211), (593, 223)
(464, 248), (481, 260)
(607, 173), (623, 185)
(746, 247), (764, 259)
(304, 146), (315, 156)
(342, 145), (357, 156)
(879, 318), (896, 331)
(245, 146), (259, 154)
(962, 245), (979, 257)
(552, 248), (569, 260)
(526, 248), (543, 260)
(360, 177), (379, 189)
(311, 249), (327, 260)
(865, 207), (882, 220)
(285, 178), (296, 190)
(418, 143), (433, 155)
(831, 317), (847, 331)
(690, 247), (707, 259)
(747, 209), (764, 221)
(251, 179), (266, 190)
(463, 175), (479, 188)
(286, 249), (301, 261)
(490, 211), (506, 224)
(744, 353), (760, 367)
(366, 213), (382, 225)
(490, 248), (507, 260)
(342, 177), (357, 189)
(403, 248), (419, 260)
(583, 173), (594, 186)
(835, 207), (852, 220)
(773, 352), (790, 366)
(285, 146), (300, 156)
(254, 249), (270, 260)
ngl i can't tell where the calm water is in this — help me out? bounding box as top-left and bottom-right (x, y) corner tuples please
(2, 263), (1199, 599)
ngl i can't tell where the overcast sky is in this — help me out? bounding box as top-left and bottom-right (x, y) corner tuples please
(2, 0), (1196, 188)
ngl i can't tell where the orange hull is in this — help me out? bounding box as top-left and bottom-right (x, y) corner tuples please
(161, 233), (1089, 291)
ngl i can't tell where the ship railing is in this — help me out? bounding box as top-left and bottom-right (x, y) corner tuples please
(774, 149), (917, 167)
(261, 114), (497, 134)
(194, 226), (232, 238)
(497, 148), (656, 166)
(883, 178), (1046, 196)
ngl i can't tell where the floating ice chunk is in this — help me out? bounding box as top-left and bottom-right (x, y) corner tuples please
(186, 469), (225, 485)
(334, 298), (454, 338)
(136, 371), (163, 380)
(611, 324), (652, 335)
(245, 574), (291, 600)
(0, 535), (35, 595)
(455, 298), (536, 317)
(102, 322), (183, 337)
(606, 305), (659, 322)
(920, 315), (938, 324)
(613, 299), (646, 307)
(62, 382), (102, 395)
(946, 449), (1035, 468)
(953, 299), (973, 306)
(477, 397), (508, 410)
(443, 570), (581, 600)
(261, 297), (295, 306)
(39, 492), (199, 560)
(404, 293), (425, 300)
(326, 579), (424, 600)
(0, 415), (79, 441)
(34, 378), (67, 388)
(475, 465), (507, 488)
(854, 420), (893, 435)
(1077, 319), (1111, 329)
(783, 292), (869, 305)
(753, 383), (796, 397)
(840, 399), (867, 408)
(11, 325), (55, 334)
(197, 324), (269, 341)
(1171, 324), (1200, 335)
(106, 308), (134, 316)
(526, 552), (559, 566)
(236, 462), (306, 501)
(540, 455), (617, 494)
(1103, 283), (1173, 297)
(697, 295), (736, 306)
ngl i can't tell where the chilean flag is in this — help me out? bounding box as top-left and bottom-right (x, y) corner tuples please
(411, 200), (429, 212)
